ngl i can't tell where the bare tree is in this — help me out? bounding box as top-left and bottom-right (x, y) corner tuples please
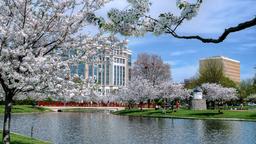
(133, 53), (171, 86)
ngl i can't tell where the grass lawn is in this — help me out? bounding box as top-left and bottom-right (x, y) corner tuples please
(113, 109), (256, 121)
(0, 131), (50, 144)
(0, 105), (52, 113)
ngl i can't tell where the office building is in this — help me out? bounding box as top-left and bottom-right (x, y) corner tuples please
(69, 46), (132, 95)
(199, 56), (240, 83)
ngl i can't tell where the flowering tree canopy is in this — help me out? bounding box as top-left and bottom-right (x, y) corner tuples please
(201, 83), (238, 102)
(100, 0), (256, 43)
(157, 82), (190, 101)
(0, 0), (130, 143)
(118, 76), (156, 103)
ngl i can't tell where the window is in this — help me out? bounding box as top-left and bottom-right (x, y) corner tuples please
(114, 66), (117, 85)
(128, 55), (132, 66)
(70, 65), (77, 78)
(123, 67), (125, 85)
(120, 66), (123, 86)
(78, 63), (85, 79)
(106, 64), (109, 85)
(117, 66), (120, 86)
(102, 64), (105, 85)
(98, 65), (101, 84)
(69, 49), (77, 58)
(89, 65), (93, 78)
(94, 64), (98, 80)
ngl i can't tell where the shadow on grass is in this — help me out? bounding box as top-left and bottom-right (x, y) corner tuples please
(248, 114), (256, 118)
(115, 109), (144, 115)
(189, 112), (223, 116)
(146, 111), (162, 115)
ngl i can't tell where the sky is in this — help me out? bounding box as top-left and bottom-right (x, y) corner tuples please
(90, 0), (256, 82)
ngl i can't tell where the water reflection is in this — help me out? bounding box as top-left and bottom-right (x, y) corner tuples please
(0, 113), (255, 144)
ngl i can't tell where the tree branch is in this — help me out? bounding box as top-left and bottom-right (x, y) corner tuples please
(170, 17), (256, 43)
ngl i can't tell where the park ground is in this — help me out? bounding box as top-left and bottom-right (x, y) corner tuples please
(113, 108), (256, 121)
(0, 131), (50, 144)
(0, 105), (52, 113)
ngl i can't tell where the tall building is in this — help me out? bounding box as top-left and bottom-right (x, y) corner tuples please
(199, 56), (240, 83)
(69, 46), (132, 95)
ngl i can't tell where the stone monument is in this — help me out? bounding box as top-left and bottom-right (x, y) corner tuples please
(191, 87), (207, 110)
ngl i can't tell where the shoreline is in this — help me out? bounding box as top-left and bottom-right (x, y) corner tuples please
(115, 114), (256, 122)
(0, 131), (50, 144)
(113, 109), (256, 122)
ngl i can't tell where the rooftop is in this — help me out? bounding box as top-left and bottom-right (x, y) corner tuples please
(200, 56), (240, 63)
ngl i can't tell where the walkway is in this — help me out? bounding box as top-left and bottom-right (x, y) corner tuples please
(42, 106), (125, 112)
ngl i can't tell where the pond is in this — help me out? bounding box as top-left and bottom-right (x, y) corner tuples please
(0, 112), (256, 144)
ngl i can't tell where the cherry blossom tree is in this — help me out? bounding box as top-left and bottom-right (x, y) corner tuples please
(0, 0), (132, 143)
(101, 0), (256, 43)
(118, 76), (156, 110)
(157, 82), (190, 109)
(201, 83), (238, 104)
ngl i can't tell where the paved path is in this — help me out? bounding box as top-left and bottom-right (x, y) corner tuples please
(41, 106), (125, 112)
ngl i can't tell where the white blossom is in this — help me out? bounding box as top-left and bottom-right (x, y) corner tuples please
(157, 82), (190, 100)
(0, 0), (128, 102)
(102, 0), (202, 36)
(118, 76), (156, 103)
(201, 83), (238, 102)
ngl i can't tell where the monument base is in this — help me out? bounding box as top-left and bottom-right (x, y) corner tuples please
(191, 99), (207, 110)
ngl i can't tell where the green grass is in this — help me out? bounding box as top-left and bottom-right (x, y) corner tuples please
(0, 131), (50, 144)
(0, 105), (52, 113)
(113, 109), (256, 121)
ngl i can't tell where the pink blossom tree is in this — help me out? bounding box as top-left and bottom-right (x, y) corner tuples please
(201, 83), (238, 108)
(118, 76), (156, 110)
(157, 82), (190, 110)
(0, 0), (129, 143)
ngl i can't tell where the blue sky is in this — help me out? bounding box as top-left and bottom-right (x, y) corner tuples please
(93, 0), (256, 82)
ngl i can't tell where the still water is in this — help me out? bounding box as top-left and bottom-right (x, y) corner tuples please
(0, 112), (256, 144)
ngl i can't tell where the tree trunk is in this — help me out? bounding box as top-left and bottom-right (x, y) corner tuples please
(2, 93), (13, 144)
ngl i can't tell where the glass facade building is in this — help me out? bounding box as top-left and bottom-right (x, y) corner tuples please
(69, 47), (132, 95)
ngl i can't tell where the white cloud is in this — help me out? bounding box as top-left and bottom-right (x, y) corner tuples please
(170, 50), (197, 56)
(172, 64), (199, 82)
(164, 60), (181, 66)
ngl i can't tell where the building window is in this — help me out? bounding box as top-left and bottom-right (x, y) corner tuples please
(120, 66), (123, 86)
(123, 67), (125, 85)
(78, 63), (85, 79)
(102, 64), (105, 85)
(89, 65), (93, 78)
(106, 64), (109, 85)
(69, 49), (77, 58)
(114, 65), (117, 85)
(94, 64), (98, 80)
(98, 65), (101, 84)
(128, 55), (132, 66)
(117, 66), (120, 86)
(70, 65), (77, 78)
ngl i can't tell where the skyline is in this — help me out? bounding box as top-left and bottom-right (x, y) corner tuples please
(91, 0), (256, 82)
